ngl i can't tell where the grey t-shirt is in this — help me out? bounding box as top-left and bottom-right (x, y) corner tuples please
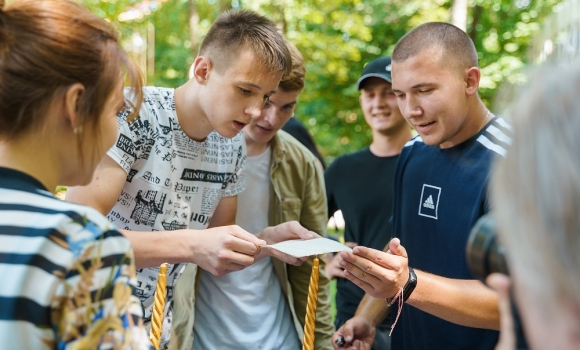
(194, 147), (300, 350)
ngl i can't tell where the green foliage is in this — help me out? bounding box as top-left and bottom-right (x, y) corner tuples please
(79, 0), (562, 163)
(466, 0), (561, 111)
(80, 0), (145, 37)
(81, 0), (138, 19)
(285, 0), (561, 163)
(150, 0), (192, 87)
(287, 0), (452, 163)
(330, 279), (337, 321)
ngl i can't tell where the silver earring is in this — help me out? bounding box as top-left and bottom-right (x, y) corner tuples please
(73, 126), (83, 134)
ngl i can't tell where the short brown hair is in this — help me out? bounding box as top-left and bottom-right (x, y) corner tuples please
(199, 9), (291, 76)
(278, 40), (305, 92)
(0, 0), (142, 143)
(393, 22), (478, 70)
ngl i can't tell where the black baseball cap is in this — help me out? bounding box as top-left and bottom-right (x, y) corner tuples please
(356, 57), (392, 89)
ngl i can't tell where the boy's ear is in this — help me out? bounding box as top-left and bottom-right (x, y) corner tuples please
(464, 67), (481, 96)
(192, 56), (213, 85)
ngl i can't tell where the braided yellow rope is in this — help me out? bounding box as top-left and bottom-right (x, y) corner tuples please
(302, 257), (319, 350)
(149, 263), (168, 350)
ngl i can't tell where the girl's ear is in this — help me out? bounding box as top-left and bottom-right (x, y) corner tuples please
(62, 83), (85, 131)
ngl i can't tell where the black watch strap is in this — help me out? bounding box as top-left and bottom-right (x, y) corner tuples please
(386, 267), (417, 306)
(402, 267), (417, 302)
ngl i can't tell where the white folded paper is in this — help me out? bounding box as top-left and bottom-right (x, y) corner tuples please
(263, 237), (352, 258)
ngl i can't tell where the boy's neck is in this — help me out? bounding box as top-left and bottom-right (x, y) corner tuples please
(370, 126), (413, 157)
(174, 81), (214, 142)
(244, 132), (270, 157)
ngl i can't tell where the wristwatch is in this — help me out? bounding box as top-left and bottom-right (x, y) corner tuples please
(386, 267), (417, 306)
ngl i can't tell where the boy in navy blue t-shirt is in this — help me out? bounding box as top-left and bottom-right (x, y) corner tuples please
(332, 22), (511, 350)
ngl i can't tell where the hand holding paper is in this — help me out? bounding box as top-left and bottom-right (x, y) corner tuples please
(255, 221), (351, 265)
(256, 221), (319, 265)
(263, 238), (353, 258)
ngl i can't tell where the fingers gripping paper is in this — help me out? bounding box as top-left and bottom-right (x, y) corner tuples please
(263, 237), (352, 258)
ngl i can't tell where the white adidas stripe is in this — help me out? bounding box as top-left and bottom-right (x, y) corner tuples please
(486, 124), (513, 145)
(405, 136), (423, 147)
(477, 135), (508, 157)
(495, 117), (515, 132)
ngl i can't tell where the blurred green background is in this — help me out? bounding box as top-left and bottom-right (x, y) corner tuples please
(77, 0), (563, 164)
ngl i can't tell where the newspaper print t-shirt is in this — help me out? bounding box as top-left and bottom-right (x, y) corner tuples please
(106, 87), (247, 347)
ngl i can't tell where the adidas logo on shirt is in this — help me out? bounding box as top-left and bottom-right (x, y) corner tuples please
(423, 195), (435, 209)
(418, 184), (441, 219)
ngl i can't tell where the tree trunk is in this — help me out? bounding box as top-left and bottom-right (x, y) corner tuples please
(147, 20), (155, 80)
(468, 5), (483, 44)
(451, 0), (468, 32)
(189, 0), (200, 58)
(279, 4), (287, 34)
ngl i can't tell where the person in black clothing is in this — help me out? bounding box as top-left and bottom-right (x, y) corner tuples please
(324, 57), (412, 350)
(282, 116), (326, 168)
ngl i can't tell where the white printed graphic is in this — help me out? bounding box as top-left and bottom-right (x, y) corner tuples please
(423, 195), (435, 209)
(106, 87), (247, 348)
(418, 184), (441, 219)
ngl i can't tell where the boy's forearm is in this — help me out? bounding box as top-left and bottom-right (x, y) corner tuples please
(120, 229), (194, 269)
(355, 293), (390, 327)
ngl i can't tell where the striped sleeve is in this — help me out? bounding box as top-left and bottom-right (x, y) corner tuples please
(0, 187), (152, 349)
(404, 135), (423, 148)
(476, 116), (513, 157)
(56, 217), (152, 349)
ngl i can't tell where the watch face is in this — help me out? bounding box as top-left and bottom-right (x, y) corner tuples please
(403, 267), (417, 302)
(408, 267), (418, 285)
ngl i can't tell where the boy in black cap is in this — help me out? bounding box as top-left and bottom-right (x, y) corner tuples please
(324, 56), (412, 350)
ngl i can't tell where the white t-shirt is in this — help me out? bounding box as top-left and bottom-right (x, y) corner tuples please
(194, 147), (301, 349)
(106, 86), (246, 348)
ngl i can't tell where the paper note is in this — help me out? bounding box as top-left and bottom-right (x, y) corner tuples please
(263, 237), (352, 258)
